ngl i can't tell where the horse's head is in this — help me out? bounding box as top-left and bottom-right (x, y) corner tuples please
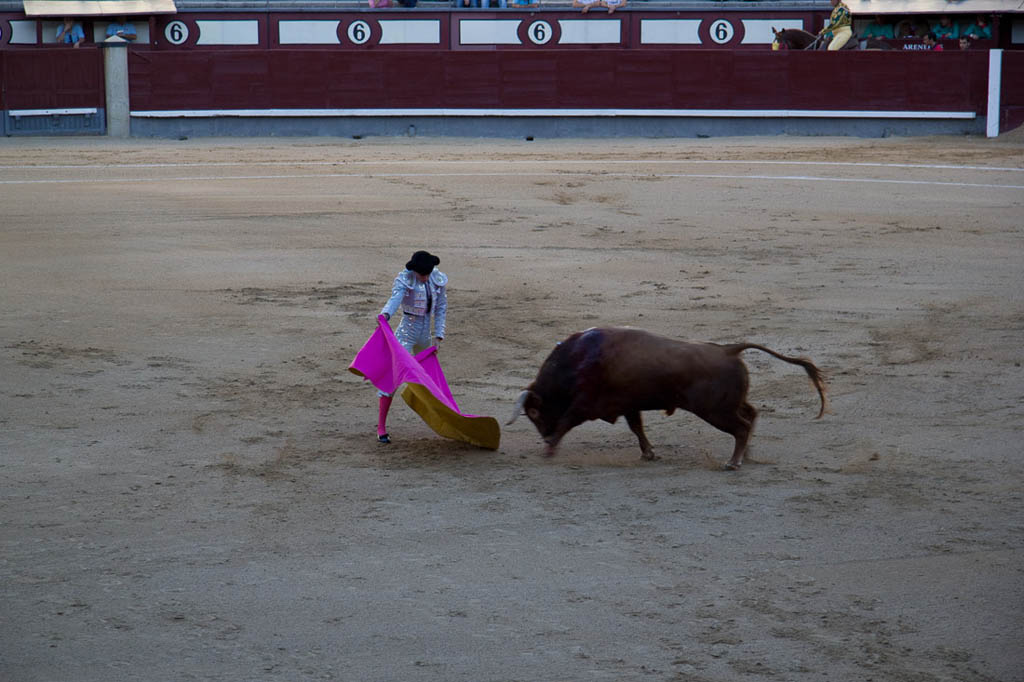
(771, 26), (786, 50)
(773, 28), (819, 50)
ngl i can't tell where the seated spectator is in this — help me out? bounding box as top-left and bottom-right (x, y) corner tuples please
(861, 15), (894, 39)
(508, 0), (539, 7)
(369, 0), (393, 6)
(961, 15), (992, 41)
(604, 0), (626, 14)
(572, 0), (603, 13)
(105, 16), (137, 42)
(932, 15), (958, 39)
(922, 31), (943, 51)
(895, 19), (917, 39)
(958, 36), (971, 50)
(56, 16), (86, 47)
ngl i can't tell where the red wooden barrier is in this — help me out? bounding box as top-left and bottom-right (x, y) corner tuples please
(128, 48), (990, 115)
(3, 48), (104, 109)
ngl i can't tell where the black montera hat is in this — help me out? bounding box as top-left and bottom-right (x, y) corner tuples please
(406, 250), (440, 276)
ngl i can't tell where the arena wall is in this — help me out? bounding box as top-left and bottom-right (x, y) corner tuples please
(2, 9), (1021, 137)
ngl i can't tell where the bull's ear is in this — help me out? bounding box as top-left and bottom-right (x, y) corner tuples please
(526, 407), (540, 420)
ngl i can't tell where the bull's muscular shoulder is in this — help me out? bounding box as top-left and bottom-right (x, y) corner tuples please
(560, 327), (677, 375)
(585, 327), (730, 380)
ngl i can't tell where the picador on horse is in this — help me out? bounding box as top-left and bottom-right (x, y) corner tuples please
(772, 0), (891, 51)
(818, 0), (853, 50)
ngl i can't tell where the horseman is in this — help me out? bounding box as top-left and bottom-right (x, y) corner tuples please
(819, 0), (853, 50)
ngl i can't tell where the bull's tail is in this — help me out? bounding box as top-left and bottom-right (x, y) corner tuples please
(724, 343), (829, 419)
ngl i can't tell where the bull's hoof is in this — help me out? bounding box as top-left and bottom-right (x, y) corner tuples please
(725, 462), (741, 471)
(641, 452), (661, 461)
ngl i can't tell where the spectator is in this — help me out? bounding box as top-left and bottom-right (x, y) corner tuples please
(895, 19), (917, 39)
(572, 0), (603, 12)
(958, 36), (971, 50)
(508, 0), (539, 7)
(932, 15), (958, 39)
(818, 0), (852, 51)
(922, 31), (943, 51)
(861, 15), (894, 39)
(961, 15), (992, 41)
(105, 16), (137, 42)
(369, 0), (394, 7)
(56, 16), (85, 47)
(604, 0), (626, 14)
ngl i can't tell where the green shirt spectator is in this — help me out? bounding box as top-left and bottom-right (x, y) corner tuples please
(862, 16), (894, 39)
(932, 15), (959, 39)
(961, 15), (992, 40)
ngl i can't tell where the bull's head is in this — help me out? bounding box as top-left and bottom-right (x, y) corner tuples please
(508, 389), (562, 456)
(507, 389), (540, 426)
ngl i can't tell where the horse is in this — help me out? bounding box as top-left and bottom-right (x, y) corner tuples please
(771, 27), (892, 51)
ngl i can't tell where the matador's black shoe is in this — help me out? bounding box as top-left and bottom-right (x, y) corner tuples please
(377, 433), (391, 444)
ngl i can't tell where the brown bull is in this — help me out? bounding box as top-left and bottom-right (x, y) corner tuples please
(508, 327), (828, 470)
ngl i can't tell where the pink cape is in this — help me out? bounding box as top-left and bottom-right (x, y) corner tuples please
(348, 316), (500, 450)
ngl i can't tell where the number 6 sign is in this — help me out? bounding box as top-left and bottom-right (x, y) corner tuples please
(527, 20), (553, 46)
(164, 20), (189, 45)
(347, 20), (371, 45)
(708, 19), (735, 45)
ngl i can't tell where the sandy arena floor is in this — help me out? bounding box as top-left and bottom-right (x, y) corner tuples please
(1, 134), (1023, 682)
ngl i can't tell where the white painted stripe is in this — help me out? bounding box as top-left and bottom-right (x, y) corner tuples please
(5, 160), (1020, 173)
(742, 19), (803, 44)
(987, 49), (1002, 138)
(9, 108), (99, 116)
(558, 19), (620, 44)
(196, 20), (259, 46)
(130, 108), (978, 120)
(3, 171), (1021, 191)
(640, 19), (701, 45)
(279, 20), (339, 45)
(460, 19), (522, 45)
(379, 19), (440, 45)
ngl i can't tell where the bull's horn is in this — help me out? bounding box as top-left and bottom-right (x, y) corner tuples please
(507, 390), (530, 425)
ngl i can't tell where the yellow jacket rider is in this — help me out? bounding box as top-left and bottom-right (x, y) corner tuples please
(819, 0), (852, 51)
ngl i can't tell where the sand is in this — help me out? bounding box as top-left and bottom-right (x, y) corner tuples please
(1, 134), (1022, 681)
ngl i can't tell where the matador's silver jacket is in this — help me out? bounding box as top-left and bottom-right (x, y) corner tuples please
(380, 269), (448, 339)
